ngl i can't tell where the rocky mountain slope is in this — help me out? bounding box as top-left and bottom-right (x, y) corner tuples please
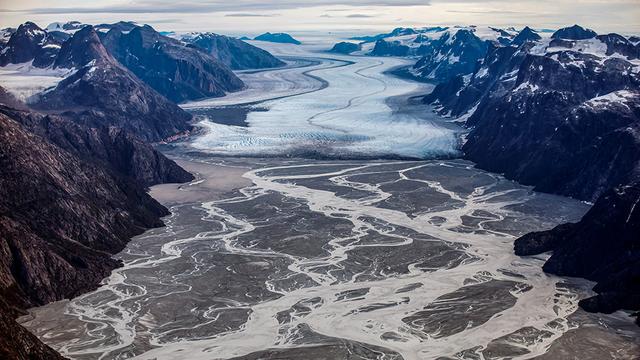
(421, 24), (640, 319)
(101, 25), (244, 102)
(1, 104), (193, 187)
(412, 29), (489, 82)
(182, 32), (285, 70)
(0, 297), (63, 360)
(27, 25), (193, 141)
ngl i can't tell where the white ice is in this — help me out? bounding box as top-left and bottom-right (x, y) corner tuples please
(187, 43), (461, 159)
(0, 61), (75, 102)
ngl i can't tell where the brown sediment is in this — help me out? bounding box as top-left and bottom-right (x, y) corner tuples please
(149, 160), (252, 206)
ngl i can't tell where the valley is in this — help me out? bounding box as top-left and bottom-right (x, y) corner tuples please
(17, 41), (640, 359)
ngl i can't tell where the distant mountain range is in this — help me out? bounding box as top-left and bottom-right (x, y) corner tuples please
(335, 26), (519, 82)
(329, 41), (361, 54)
(180, 32), (286, 70)
(0, 21), (289, 104)
(254, 32), (301, 45)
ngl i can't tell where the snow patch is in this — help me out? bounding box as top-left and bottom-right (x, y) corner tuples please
(582, 90), (636, 110)
(514, 81), (540, 93)
(476, 66), (489, 79)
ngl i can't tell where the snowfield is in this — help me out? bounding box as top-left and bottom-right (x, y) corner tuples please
(0, 61), (75, 102)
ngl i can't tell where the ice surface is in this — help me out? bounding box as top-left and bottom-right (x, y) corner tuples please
(0, 61), (75, 102)
(188, 44), (461, 159)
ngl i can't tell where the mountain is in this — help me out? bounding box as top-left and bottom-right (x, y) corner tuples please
(0, 21), (245, 104)
(101, 25), (244, 102)
(420, 25), (640, 319)
(0, 22), (196, 141)
(463, 40), (640, 201)
(254, 32), (301, 45)
(181, 32), (285, 70)
(349, 27), (438, 43)
(329, 41), (361, 54)
(1, 105), (193, 187)
(371, 39), (410, 56)
(0, 22), (62, 68)
(95, 20), (139, 34)
(353, 26), (516, 82)
(424, 39), (533, 118)
(515, 181), (640, 324)
(551, 24), (597, 40)
(28, 26), (193, 141)
(413, 29), (489, 82)
(510, 26), (541, 45)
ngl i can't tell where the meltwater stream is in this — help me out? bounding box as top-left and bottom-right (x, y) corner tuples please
(21, 158), (597, 359)
(19, 40), (640, 359)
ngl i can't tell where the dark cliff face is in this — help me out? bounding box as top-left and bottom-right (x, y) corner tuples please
(1, 105), (194, 187)
(515, 182), (640, 322)
(0, 22), (62, 68)
(184, 33), (285, 70)
(463, 51), (640, 202)
(0, 112), (171, 305)
(101, 25), (244, 103)
(32, 26), (193, 142)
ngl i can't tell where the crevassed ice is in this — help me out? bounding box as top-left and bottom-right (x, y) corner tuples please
(191, 52), (461, 159)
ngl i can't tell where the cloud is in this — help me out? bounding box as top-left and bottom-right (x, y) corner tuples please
(225, 13), (279, 17)
(445, 9), (533, 15)
(3, 1), (432, 15)
(346, 14), (376, 18)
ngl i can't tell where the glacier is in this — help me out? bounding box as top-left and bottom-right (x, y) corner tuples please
(184, 41), (462, 160)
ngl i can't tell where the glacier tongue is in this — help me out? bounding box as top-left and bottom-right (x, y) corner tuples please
(188, 46), (462, 159)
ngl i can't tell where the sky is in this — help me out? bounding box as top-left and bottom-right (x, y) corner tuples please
(0, 0), (638, 36)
